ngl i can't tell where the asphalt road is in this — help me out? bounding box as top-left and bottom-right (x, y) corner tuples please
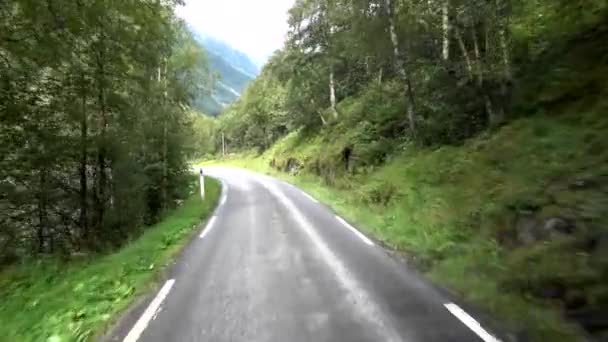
(106, 167), (502, 342)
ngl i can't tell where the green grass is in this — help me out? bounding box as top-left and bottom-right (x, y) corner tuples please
(213, 111), (607, 341)
(0, 178), (221, 342)
(204, 9), (608, 341)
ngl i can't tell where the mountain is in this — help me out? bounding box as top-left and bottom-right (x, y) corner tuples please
(191, 33), (259, 116)
(201, 37), (259, 77)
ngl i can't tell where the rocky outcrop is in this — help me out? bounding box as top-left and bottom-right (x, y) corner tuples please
(506, 174), (608, 340)
(515, 214), (575, 245)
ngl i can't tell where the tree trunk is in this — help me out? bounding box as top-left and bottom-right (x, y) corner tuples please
(495, 0), (512, 125)
(471, 27), (484, 86)
(484, 23), (491, 57)
(159, 62), (168, 211)
(498, 24), (512, 122)
(329, 65), (338, 119)
(94, 46), (108, 237)
(79, 79), (88, 246)
(454, 27), (473, 79)
(37, 169), (48, 254)
(311, 98), (327, 125)
(442, 0), (450, 61)
(471, 27), (499, 125)
(318, 111), (327, 125)
(384, 0), (417, 136)
(162, 120), (168, 210)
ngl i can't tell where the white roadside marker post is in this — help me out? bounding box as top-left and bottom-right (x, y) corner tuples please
(199, 168), (205, 200)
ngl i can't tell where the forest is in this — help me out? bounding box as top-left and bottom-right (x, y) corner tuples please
(211, 0), (606, 150)
(1, 0), (607, 340)
(1, 0), (212, 260)
(200, 0), (608, 340)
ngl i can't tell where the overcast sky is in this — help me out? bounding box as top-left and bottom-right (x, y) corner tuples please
(175, 0), (295, 66)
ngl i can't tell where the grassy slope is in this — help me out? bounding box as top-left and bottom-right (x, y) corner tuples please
(217, 15), (608, 341)
(219, 105), (607, 341)
(0, 178), (221, 342)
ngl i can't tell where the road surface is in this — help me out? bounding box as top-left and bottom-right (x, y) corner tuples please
(106, 167), (502, 342)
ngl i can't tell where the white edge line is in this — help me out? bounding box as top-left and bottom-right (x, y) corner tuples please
(221, 180), (228, 195)
(199, 216), (217, 239)
(219, 180), (228, 206)
(301, 191), (319, 203)
(444, 303), (502, 342)
(335, 216), (374, 246)
(123, 279), (175, 342)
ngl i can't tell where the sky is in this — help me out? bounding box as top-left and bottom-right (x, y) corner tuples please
(175, 0), (295, 67)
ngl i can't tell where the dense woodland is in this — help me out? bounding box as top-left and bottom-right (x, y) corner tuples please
(210, 0), (605, 153)
(1, 0), (212, 261)
(204, 0), (608, 340)
(1, 0), (607, 340)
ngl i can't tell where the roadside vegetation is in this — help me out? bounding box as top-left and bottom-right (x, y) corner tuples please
(0, 178), (220, 341)
(1, 1), (221, 341)
(220, 109), (606, 340)
(199, 0), (608, 340)
(1, 0), (213, 261)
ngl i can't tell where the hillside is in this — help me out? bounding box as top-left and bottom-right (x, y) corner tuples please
(202, 0), (608, 340)
(192, 34), (258, 116)
(0, 1), (224, 339)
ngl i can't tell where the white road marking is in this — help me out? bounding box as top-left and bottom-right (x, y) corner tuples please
(123, 279), (175, 342)
(199, 216), (217, 239)
(335, 216), (374, 246)
(444, 303), (502, 342)
(218, 180), (228, 206)
(300, 190), (319, 203)
(260, 181), (402, 342)
(221, 180), (229, 195)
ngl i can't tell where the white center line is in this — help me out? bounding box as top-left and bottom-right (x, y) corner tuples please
(199, 216), (217, 239)
(123, 279), (175, 342)
(444, 303), (502, 342)
(335, 216), (374, 246)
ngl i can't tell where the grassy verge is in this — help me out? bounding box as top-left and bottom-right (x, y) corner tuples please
(0, 178), (221, 342)
(212, 111), (607, 341)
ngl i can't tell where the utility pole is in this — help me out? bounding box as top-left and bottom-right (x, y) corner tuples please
(221, 132), (226, 157)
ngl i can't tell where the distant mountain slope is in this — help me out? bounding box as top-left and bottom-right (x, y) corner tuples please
(201, 37), (259, 77)
(191, 33), (259, 116)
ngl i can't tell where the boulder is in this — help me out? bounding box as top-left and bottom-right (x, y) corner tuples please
(516, 213), (541, 245)
(543, 217), (575, 237)
(589, 232), (608, 266)
(516, 214), (576, 245)
(284, 158), (301, 175)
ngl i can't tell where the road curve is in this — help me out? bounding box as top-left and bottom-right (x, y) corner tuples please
(105, 167), (502, 342)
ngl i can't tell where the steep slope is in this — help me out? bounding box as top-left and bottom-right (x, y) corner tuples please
(201, 36), (259, 77)
(191, 34), (258, 116)
(215, 10), (608, 342)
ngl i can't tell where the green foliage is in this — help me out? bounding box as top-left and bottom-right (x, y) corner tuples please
(0, 178), (221, 342)
(0, 0), (213, 258)
(196, 0), (608, 340)
(190, 113), (218, 159)
(221, 109), (608, 340)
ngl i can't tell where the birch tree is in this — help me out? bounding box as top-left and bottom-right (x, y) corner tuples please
(384, 0), (417, 136)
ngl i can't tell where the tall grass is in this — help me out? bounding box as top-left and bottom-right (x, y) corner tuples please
(0, 179), (221, 342)
(218, 113), (606, 341)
